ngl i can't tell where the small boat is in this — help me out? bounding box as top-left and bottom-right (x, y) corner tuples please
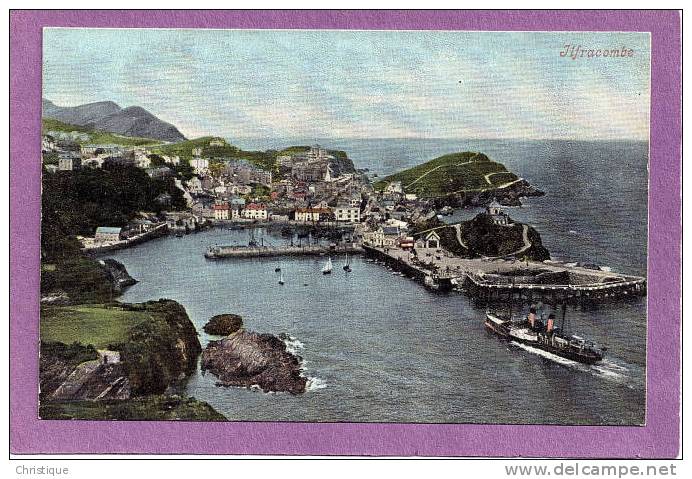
(278, 271), (285, 285)
(343, 254), (352, 272)
(275, 263), (281, 272)
(322, 257), (333, 275)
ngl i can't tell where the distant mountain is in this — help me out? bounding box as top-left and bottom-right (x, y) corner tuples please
(42, 98), (186, 143)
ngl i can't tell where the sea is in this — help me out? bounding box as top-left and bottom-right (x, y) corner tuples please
(108, 138), (648, 425)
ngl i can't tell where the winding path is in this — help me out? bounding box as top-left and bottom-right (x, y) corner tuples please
(404, 154), (481, 189)
(485, 224), (532, 259)
(454, 223), (468, 249)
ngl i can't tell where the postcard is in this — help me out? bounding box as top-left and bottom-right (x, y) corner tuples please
(9, 10), (681, 458)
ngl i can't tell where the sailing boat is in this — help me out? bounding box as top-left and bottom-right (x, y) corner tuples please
(278, 270), (285, 285)
(343, 254), (352, 272)
(322, 257), (333, 275)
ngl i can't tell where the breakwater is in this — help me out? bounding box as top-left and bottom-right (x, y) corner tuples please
(205, 243), (363, 259)
(362, 244), (646, 302)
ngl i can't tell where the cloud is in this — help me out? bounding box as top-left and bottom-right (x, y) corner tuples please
(42, 29), (651, 141)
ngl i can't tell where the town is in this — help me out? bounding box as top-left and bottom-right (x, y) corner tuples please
(42, 134), (438, 253)
(41, 133), (646, 302)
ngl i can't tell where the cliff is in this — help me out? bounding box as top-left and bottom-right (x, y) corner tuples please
(39, 299), (220, 419)
(41, 257), (136, 305)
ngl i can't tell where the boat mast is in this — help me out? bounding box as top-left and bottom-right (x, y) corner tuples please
(560, 303), (567, 333)
(508, 272), (515, 320)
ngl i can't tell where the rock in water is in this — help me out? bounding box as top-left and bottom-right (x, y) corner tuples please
(203, 314), (243, 336)
(201, 330), (307, 394)
(100, 258), (138, 291)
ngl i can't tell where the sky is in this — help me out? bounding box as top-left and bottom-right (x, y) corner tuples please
(43, 29), (650, 141)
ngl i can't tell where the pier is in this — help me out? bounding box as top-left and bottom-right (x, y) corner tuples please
(205, 243), (363, 259)
(82, 224), (169, 255)
(363, 245), (646, 302)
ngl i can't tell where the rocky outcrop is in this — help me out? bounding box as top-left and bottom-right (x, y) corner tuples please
(41, 256), (137, 304)
(435, 180), (545, 209)
(493, 179), (545, 207)
(459, 213), (550, 261)
(49, 355), (131, 401)
(100, 258), (138, 292)
(201, 330), (307, 394)
(118, 300), (202, 395)
(203, 314), (243, 336)
(40, 342), (99, 399)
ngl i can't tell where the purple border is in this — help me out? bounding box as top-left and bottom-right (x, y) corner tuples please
(10, 10), (681, 457)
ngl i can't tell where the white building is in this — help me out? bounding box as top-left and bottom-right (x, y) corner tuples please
(385, 181), (403, 194)
(295, 207), (330, 222)
(334, 206), (360, 223)
(277, 155), (293, 168)
(190, 157), (210, 174)
(135, 154), (151, 169)
(424, 231), (441, 249)
(243, 203), (268, 220)
(213, 203), (230, 221)
(58, 154), (81, 171)
(486, 201), (511, 226)
(94, 227), (122, 243)
(186, 176), (204, 194)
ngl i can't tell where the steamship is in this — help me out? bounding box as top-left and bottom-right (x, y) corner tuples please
(485, 305), (605, 364)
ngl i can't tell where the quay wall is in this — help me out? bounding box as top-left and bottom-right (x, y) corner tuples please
(83, 224), (169, 255)
(206, 244), (363, 259)
(362, 245), (430, 283)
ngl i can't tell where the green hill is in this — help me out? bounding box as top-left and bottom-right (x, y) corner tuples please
(374, 152), (519, 198)
(152, 137), (278, 173)
(42, 118), (161, 147)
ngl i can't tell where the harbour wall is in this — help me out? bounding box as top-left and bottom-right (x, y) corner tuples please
(205, 244), (363, 259)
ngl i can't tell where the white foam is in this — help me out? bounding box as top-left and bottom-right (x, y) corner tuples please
(306, 377), (327, 391)
(282, 334), (305, 356)
(510, 342), (631, 385)
(511, 341), (578, 367)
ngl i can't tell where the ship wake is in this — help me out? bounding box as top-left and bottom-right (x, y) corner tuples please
(510, 342), (640, 388)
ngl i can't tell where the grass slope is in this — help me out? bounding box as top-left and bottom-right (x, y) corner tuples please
(42, 118), (161, 147)
(41, 305), (153, 349)
(374, 152), (519, 197)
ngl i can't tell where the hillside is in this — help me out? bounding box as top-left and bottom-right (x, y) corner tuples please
(43, 98), (186, 142)
(42, 118), (161, 147)
(412, 213), (550, 261)
(374, 152), (519, 198)
(153, 137), (277, 173)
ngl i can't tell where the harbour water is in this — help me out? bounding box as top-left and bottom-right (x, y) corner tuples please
(109, 138), (647, 425)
